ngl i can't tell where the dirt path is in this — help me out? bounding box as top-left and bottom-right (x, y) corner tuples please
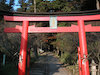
(30, 52), (70, 75)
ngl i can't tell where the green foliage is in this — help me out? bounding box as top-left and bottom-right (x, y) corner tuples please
(37, 2), (50, 12)
(81, 0), (96, 10)
(51, 32), (78, 65)
(17, 2), (29, 12)
(0, 63), (18, 75)
(50, 0), (65, 11)
(61, 2), (75, 12)
(58, 22), (70, 27)
(60, 52), (70, 64)
(60, 52), (77, 65)
(17, 0), (80, 12)
(86, 33), (100, 63)
(0, 1), (12, 11)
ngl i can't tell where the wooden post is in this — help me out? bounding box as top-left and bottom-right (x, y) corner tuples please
(3, 54), (6, 66)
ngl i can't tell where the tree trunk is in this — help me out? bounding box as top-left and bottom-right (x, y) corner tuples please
(34, 45), (38, 58)
(34, 0), (36, 13)
(96, 0), (100, 9)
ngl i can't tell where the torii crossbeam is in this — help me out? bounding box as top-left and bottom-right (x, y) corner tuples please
(4, 14), (100, 75)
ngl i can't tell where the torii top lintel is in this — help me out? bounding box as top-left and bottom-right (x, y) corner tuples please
(4, 14), (100, 21)
(4, 15), (100, 33)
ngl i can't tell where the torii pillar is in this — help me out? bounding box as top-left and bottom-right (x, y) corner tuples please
(78, 20), (89, 75)
(18, 21), (29, 75)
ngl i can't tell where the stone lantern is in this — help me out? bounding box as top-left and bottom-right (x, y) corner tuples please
(90, 60), (97, 75)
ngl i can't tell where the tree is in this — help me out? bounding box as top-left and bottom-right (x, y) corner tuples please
(0, 0), (12, 11)
(17, 0), (28, 12)
(86, 33), (100, 75)
(81, 0), (96, 10)
(17, 0), (80, 12)
(96, 0), (100, 9)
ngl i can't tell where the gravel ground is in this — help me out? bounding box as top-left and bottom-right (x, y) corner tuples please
(30, 52), (70, 75)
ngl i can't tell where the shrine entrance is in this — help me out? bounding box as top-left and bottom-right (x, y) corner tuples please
(4, 14), (100, 75)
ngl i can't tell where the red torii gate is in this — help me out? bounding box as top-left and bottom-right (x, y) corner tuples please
(4, 14), (100, 75)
